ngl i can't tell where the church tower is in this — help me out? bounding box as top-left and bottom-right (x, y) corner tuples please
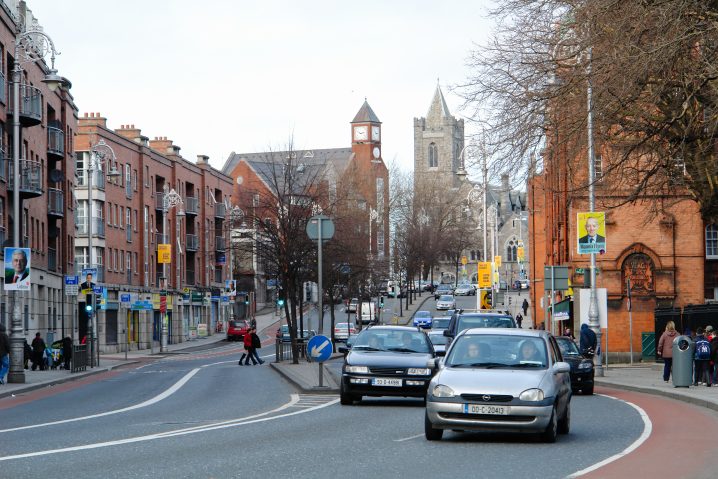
(413, 84), (464, 189)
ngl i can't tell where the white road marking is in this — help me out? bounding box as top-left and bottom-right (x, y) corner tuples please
(0, 368), (200, 434)
(566, 393), (653, 478)
(0, 394), (339, 461)
(393, 433), (424, 442)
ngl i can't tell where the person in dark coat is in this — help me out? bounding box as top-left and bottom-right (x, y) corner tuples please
(23, 339), (32, 369)
(522, 298), (529, 317)
(238, 328), (257, 365)
(31, 332), (46, 371)
(250, 329), (265, 365)
(579, 323), (597, 356)
(515, 313), (523, 329)
(62, 337), (73, 370)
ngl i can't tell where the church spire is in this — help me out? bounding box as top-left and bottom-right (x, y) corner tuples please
(426, 84), (451, 125)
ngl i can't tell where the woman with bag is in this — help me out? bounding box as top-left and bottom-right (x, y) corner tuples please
(238, 328), (257, 366)
(657, 321), (679, 383)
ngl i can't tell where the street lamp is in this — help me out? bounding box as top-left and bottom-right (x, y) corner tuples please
(466, 153), (489, 311)
(228, 206), (244, 321)
(7, 28), (63, 383)
(87, 140), (121, 367)
(161, 184), (184, 352)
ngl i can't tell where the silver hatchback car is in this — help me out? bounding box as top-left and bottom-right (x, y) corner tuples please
(425, 328), (571, 442)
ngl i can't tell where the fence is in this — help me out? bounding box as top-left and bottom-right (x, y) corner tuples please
(275, 339), (309, 362)
(71, 344), (88, 373)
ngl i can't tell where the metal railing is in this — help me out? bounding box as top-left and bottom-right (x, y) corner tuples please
(215, 236), (226, 251)
(48, 188), (64, 216)
(275, 339), (312, 362)
(155, 192), (164, 210)
(186, 233), (198, 251)
(7, 84), (43, 123)
(215, 202), (226, 218)
(185, 196), (199, 215)
(48, 247), (57, 271)
(7, 159), (42, 195)
(47, 126), (65, 158)
(71, 344), (88, 372)
(76, 169), (106, 189)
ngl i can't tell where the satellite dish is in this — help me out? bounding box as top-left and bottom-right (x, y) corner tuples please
(49, 169), (65, 183)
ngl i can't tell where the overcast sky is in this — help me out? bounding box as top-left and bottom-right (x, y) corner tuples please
(29, 0), (493, 173)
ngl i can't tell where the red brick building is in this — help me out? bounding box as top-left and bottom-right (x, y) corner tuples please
(76, 114), (233, 352)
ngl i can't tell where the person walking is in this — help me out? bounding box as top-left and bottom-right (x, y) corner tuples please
(250, 328), (265, 365)
(694, 327), (712, 386)
(61, 337), (73, 370)
(31, 332), (46, 371)
(515, 313), (523, 329)
(522, 298), (529, 317)
(238, 328), (257, 366)
(0, 326), (10, 384)
(579, 323), (597, 356)
(657, 320), (679, 383)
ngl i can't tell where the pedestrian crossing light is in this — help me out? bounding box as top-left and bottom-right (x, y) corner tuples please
(379, 296), (384, 307)
(277, 298), (285, 307)
(85, 303), (94, 316)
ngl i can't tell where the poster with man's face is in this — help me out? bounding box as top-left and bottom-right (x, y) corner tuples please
(577, 212), (606, 255)
(4, 247), (31, 291)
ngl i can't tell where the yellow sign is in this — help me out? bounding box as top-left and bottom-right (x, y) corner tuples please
(151, 293), (174, 310)
(577, 212), (606, 255)
(517, 247), (525, 262)
(461, 256), (468, 266)
(480, 290), (493, 309)
(494, 256), (502, 268)
(158, 244), (172, 264)
(478, 262), (492, 288)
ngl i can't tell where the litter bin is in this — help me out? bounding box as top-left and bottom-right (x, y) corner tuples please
(672, 335), (694, 388)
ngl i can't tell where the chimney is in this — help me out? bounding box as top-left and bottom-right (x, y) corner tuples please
(197, 155), (209, 165)
(115, 123), (144, 144)
(149, 136), (173, 153)
(78, 111), (107, 128)
(501, 174), (511, 217)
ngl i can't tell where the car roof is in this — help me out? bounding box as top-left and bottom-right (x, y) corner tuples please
(460, 328), (549, 338)
(365, 325), (422, 332)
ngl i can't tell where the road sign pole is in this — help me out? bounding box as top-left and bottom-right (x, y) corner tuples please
(318, 218), (324, 388)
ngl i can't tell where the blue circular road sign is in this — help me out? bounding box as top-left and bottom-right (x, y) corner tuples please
(307, 335), (333, 362)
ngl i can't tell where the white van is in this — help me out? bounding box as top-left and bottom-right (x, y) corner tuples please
(357, 301), (376, 325)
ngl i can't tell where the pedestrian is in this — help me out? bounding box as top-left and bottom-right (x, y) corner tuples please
(238, 329), (257, 366)
(564, 327), (575, 340)
(250, 328), (265, 365)
(515, 313), (523, 329)
(23, 339), (31, 369)
(62, 337), (73, 370)
(0, 326), (10, 384)
(579, 323), (597, 357)
(31, 332), (46, 371)
(694, 327), (712, 386)
(706, 326), (715, 383)
(657, 320), (679, 383)
(710, 328), (718, 385)
(522, 298), (529, 317)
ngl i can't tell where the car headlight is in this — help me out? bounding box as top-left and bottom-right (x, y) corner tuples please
(578, 361), (593, 370)
(345, 365), (369, 374)
(519, 388), (545, 401)
(432, 384), (456, 398)
(408, 368), (431, 375)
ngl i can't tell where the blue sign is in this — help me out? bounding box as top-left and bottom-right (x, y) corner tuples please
(221, 295), (229, 303)
(82, 268), (98, 279)
(120, 293), (131, 303)
(93, 286), (103, 295)
(65, 275), (79, 285)
(307, 335), (332, 363)
(131, 301), (153, 311)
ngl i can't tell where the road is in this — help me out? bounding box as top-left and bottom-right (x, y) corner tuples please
(2, 299), (717, 478)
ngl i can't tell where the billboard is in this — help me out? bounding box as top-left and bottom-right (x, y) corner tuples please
(4, 247), (31, 291)
(577, 212), (606, 255)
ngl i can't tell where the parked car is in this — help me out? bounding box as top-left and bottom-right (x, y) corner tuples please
(412, 310), (433, 329)
(434, 284), (454, 300)
(334, 322), (357, 342)
(427, 330), (449, 356)
(425, 329), (572, 442)
(338, 326), (436, 405)
(431, 317), (451, 331)
(347, 298), (359, 313)
(555, 336), (595, 395)
(518, 279), (530, 290)
(436, 295), (456, 311)
(226, 320), (250, 341)
(276, 325), (316, 343)
(454, 284), (476, 296)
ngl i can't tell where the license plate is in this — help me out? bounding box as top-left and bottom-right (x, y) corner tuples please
(372, 378), (402, 387)
(463, 404), (510, 415)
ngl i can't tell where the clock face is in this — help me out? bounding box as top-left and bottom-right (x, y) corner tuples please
(354, 126), (368, 141)
(373, 147), (381, 159)
(372, 126), (380, 141)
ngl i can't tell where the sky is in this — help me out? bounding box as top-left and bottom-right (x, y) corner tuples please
(27, 0), (494, 174)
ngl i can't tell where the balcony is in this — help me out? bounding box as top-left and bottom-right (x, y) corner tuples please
(186, 270), (195, 286)
(155, 193), (164, 211)
(76, 218), (105, 238)
(47, 126), (65, 159)
(186, 234), (198, 251)
(48, 247), (57, 272)
(76, 169), (106, 189)
(215, 236), (226, 252)
(48, 188), (64, 218)
(7, 84), (43, 126)
(184, 196), (199, 216)
(0, 226), (5, 251)
(7, 159), (43, 198)
(214, 203), (226, 219)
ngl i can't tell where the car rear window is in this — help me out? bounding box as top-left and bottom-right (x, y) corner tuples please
(230, 321), (246, 328)
(457, 314), (516, 332)
(439, 295), (453, 301)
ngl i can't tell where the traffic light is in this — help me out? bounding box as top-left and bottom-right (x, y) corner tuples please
(487, 290), (493, 307)
(85, 303), (93, 316)
(244, 295), (250, 306)
(277, 298), (285, 307)
(379, 296), (384, 307)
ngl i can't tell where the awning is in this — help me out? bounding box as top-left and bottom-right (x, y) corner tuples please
(551, 298), (571, 321)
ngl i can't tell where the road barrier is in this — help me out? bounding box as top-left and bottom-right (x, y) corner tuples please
(275, 340), (309, 362)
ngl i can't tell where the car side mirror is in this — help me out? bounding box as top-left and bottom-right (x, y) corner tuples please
(553, 361), (570, 374)
(338, 346), (349, 354)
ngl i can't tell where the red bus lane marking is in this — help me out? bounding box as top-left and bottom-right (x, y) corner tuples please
(582, 386), (718, 479)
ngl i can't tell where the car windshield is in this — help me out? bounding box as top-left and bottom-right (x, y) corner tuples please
(457, 314), (515, 332)
(439, 295), (453, 301)
(556, 338), (581, 356)
(432, 318), (450, 329)
(415, 311), (431, 318)
(428, 333), (448, 345)
(446, 334), (547, 368)
(438, 285), (453, 291)
(352, 330), (430, 353)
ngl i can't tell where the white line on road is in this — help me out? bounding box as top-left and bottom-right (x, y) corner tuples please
(0, 394), (339, 462)
(0, 368), (200, 434)
(566, 393), (653, 478)
(393, 433), (424, 442)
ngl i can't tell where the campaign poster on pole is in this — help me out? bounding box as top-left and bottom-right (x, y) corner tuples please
(4, 247), (31, 291)
(577, 212), (607, 255)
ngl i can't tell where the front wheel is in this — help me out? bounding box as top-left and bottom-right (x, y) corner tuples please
(424, 411), (443, 441)
(583, 385), (594, 395)
(558, 401), (570, 434)
(541, 405), (558, 443)
(340, 382), (354, 405)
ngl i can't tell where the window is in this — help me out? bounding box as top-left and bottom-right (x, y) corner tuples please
(144, 165), (150, 187)
(119, 206), (124, 228)
(707, 224), (718, 259)
(428, 143), (438, 168)
(107, 202), (112, 226)
(133, 169), (138, 191)
(506, 239), (518, 262)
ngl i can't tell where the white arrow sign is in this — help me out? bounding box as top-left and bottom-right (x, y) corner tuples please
(310, 339), (330, 358)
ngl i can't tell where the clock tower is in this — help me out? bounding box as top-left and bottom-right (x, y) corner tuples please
(351, 99), (382, 164)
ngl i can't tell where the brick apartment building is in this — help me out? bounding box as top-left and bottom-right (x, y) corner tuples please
(0, 2), (78, 344)
(76, 114), (233, 352)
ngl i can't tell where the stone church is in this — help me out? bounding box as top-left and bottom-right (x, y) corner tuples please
(413, 84), (529, 286)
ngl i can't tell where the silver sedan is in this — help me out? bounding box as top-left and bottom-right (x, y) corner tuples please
(424, 328), (571, 442)
(435, 295), (456, 310)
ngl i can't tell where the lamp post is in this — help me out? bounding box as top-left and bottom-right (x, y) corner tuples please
(7, 28), (63, 383)
(229, 206), (244, 321)
(466, 152), (488, 311)
(161, 184), (184, 352)
(87, 140), (120, 367)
